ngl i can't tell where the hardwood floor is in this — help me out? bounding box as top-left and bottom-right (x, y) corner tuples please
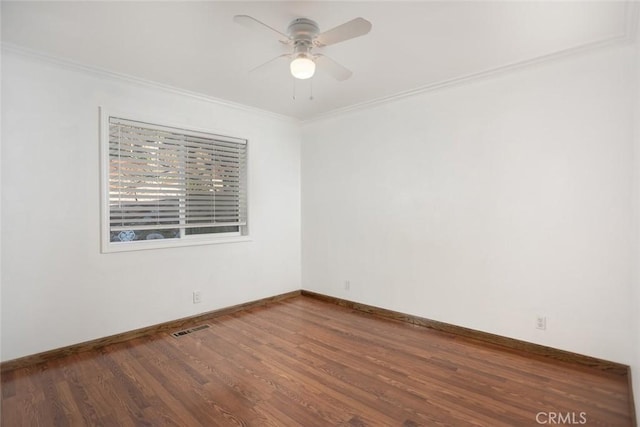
(1, 296), (634, 426)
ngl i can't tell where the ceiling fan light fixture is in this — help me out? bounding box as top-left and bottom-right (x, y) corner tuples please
(290, 55), (315, 79)
(235, 15), (372, 82)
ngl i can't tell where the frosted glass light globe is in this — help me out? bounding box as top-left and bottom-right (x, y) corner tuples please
(290, 56), (316, 79)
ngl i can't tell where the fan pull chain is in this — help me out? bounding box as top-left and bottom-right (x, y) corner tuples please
(292, 78), (314, 101)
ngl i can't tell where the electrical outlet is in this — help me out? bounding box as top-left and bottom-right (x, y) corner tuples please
(344, 280), (351, 291)
(193, 290), (202, 304)
(536, 315), (547, 330)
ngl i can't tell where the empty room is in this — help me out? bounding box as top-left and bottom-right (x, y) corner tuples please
(1, 1), (640, 425)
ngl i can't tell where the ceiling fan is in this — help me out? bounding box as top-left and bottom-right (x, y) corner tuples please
(234, 15), (372, 81)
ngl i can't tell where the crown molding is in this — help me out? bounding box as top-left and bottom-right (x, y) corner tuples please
(1, 43), (300, 125)
(305, 1), (640, 124)
(3, 0), (638, 126)
(305, 35), (632, 124)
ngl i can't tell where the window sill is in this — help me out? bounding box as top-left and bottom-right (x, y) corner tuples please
(101, 235), (252, 253)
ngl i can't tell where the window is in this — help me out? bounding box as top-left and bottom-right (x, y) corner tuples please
(101, 112), (248, 252)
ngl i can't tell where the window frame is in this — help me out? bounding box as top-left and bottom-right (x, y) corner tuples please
(99, 107), (250, 253)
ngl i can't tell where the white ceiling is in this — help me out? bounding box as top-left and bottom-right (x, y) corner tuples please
(1, 1), (635, 120)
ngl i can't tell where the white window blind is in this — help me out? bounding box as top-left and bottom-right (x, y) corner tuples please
(108, 117), (247, 244)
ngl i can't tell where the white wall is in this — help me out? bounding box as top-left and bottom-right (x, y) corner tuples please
(0, 40), (3, 364)
(0, 50), (301, 361)
(302, 44), (636, 365)
(633, 25), (640, 421)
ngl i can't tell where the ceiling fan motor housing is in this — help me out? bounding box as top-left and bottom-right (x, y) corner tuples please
(288, 18), (319, 43)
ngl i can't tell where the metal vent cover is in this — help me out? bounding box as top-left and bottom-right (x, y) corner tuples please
(170, 324), (210, 338)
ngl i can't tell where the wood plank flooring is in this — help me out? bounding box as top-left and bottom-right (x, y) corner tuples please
(1, 296), (634, 426)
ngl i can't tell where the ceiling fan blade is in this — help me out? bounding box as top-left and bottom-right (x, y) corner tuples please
(249, 54), (291, 74)
(314, 17), (372, 47)
(234, 15), (290, 43)
(315, 54), (352, 81)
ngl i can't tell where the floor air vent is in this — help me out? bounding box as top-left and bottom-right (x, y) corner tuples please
(171, 324), (210, 338)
